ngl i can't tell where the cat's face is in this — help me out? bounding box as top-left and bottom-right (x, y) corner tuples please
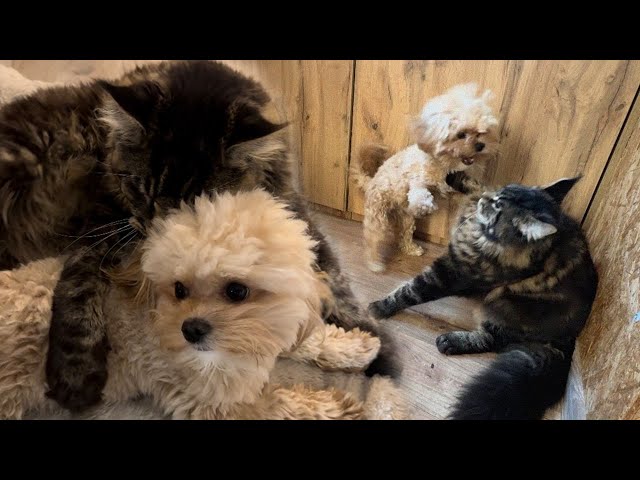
(475, 177), (580, 246)
(99, 61), (287, 233)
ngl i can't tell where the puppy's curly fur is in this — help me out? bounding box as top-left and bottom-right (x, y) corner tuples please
(0, 190), (407, 420)
(352, 83), (500, 272)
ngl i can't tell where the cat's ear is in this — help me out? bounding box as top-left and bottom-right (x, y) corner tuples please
(98, 80), (165, 126)
(224, 100), (288, 147)
(543, 176), (581, 204)
(514, 216), (557, 241)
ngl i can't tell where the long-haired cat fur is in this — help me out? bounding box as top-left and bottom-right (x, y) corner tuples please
(0, 61), (393, 411)
(368, 176), (598, 419)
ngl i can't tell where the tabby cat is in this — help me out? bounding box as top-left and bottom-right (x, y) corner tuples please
(0, 61), (393, 411)
(368, 175), (598, 419)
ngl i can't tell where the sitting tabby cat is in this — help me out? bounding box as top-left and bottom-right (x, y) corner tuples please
(368, 175), (598, 420)
(0, 61), (393, 411)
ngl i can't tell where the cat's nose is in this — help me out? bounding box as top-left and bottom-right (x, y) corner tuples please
(182, 318), (212, 343)
(475, 142), (485, 152)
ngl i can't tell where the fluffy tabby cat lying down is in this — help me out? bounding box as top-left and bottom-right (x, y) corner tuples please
(0, 191), (407, 420)
(370, 175), (598, 420)
(0, 61), (394, 411)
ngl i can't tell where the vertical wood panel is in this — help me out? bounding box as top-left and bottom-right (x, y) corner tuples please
(300, 61), (354, 210)
(348, 60), (514, 244)
(580, 95), (640, 420)
(490, 60), (640, 221)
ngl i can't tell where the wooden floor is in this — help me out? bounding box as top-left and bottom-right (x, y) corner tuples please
(313, 212), (496, 419)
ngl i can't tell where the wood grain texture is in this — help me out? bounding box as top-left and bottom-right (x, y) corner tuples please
(300, 61), (354, 210)
(347, 60), (515, 244)
(580, 93), (640, 420)
(489, 60), (640, 222)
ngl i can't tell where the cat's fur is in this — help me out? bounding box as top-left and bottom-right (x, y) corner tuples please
(0, 60), (393, 411)
(368, 176), (598, 420)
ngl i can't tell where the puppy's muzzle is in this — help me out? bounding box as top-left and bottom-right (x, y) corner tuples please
(182, 318), (212, 344)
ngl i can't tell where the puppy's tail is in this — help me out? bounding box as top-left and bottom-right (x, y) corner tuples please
(449, 341), (574, 420)
(350, 144), (392, 190)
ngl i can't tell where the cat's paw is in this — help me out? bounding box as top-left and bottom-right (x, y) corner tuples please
(368, 300), (395, 320)
(436, 332), (465, 355)
(46, 346), (109, 412)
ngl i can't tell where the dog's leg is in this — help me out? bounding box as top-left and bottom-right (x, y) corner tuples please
(284, 324), (381, 373)
(219, 385), (365, 420)
(407, 187), (437, 217)
(363, 211), (395, 273)
(398, 214), (424, 256)
(284, 193), (399, 378)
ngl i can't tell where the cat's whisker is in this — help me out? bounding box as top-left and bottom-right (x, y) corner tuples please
(72, 225), (133, 255)
(106, 230), (139, 269)
(62, 219), (131, 251)
(55, 220), (130, 240)
(99, 230), (130, 271)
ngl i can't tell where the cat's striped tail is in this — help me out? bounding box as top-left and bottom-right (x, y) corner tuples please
(449, 340), (575, 420)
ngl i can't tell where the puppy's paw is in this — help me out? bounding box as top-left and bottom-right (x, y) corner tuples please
(400, 242), (424, 256)
(367, 260), (387, 273)
(363, 376), (410, 420)
(315, 325), (381, 372)
(368, 300), (396, 320)
(407, 188), (437, 217)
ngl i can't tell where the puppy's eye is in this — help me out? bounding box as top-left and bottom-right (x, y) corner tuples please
(493, 199), (504, 210)
(457, 132), (466, 139)
(174, 281), (189, 300)
(225, 282), (250, 302)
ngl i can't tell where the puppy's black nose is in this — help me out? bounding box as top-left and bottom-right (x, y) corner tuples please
(475, 142), (485, 152)
(181, 318), (212, 343)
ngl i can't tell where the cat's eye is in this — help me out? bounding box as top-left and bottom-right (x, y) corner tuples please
(457, 132), (466, 139)
(225, 282), (250, 302)
(174, 281), (189, 300)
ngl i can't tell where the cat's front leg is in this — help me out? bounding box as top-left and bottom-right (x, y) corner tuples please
(436, 329), (495, 355)
(368, 255), (473, 319)
(45, 246), (111, 411)
(407, 187), (437, 217)
(445, 171), (485, 195)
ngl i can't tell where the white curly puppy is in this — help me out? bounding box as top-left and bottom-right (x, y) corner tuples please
(352, 83), (500, 272)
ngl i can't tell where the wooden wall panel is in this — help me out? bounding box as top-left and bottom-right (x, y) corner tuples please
(580, 96), (640, 420)
(348, 60), (640, 244)
(490, 60), (640, 221)
(347, 60), (515, 244)
(299, 61), (354, 210)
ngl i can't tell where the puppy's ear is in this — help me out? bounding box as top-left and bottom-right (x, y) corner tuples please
(224, 99), (288, 147)
(412, 113), (452, 156)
